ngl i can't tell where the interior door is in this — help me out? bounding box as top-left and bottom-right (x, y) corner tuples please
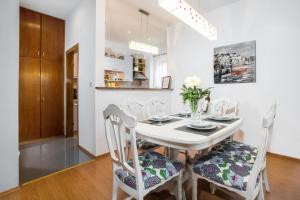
(66, 51), (74, 137)
(40, 13), (65, 138)
(19, 58), (41, 142)
(41, 59), (64, 138)
(20, 7), (41, 58)
(41, 14), (65, 61)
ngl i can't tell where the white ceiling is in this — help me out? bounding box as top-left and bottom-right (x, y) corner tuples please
(106, 0), (176, 50)
(20, 0), (241, 47)
(199, 0), (241, 13)
(106, 0), (241, 47)
(20, 0), (83, 20)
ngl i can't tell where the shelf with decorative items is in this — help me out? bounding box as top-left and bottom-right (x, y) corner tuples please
(104, 70), (127, 88)
(105, 48), (125, 60)
(133, 57), (147, 80)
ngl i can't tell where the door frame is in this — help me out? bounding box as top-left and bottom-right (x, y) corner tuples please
(66, 44), (79, 138)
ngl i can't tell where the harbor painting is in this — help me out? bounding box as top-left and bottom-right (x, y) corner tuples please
(214, 41), (256, 84)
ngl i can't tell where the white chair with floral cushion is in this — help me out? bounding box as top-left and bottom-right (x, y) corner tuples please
(211, 104), (276, 193)
(144, 97), (167, 117)
(104, 104), (184, 200)
(144, 98), (174, 157)
(125, 99), (161, 152)
(191, 103), (276, 200)
(125, 99), (147, 121)
(210, 98), (239, 116)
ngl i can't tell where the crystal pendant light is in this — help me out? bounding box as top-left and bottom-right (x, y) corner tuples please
(128, 9), (159, 54)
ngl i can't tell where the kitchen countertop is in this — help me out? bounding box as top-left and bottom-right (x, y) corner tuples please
(95, 87), (173, 91)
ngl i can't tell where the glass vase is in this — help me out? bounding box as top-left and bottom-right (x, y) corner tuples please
(189, 100), (200, 120)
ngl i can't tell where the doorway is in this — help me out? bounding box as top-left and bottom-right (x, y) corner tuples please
(18, 7), (94, 184)
(66, 44), (79, 138)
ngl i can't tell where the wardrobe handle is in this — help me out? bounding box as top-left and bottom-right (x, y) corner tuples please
(42, 52), (45, 57)
(41, 97), (45, 103)
(37, 50), (40, 56)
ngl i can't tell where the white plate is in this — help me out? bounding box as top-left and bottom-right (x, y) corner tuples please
(149, 116), (172, 122)
(185, 119), (211, 128)
(209, 115), (235, 121)
(186, 124), (217, 130)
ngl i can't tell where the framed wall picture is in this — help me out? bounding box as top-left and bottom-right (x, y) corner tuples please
(214, 40), (256, 84)
(161, 76), (171, 89)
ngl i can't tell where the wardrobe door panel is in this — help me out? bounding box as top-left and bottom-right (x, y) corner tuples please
(41, 15), (65, 61)
(41, 59), (64, 138)
(20, 7), (41, 58)
(19, 58), (41, 142)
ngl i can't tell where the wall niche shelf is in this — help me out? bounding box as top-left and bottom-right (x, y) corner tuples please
(104, 55), (124, 61)
(105, 47), (125, 60)
(133, 57), (147, 80)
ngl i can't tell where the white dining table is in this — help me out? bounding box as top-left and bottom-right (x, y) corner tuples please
(135, 116), (243, 200)
(136, 116), (243, 151)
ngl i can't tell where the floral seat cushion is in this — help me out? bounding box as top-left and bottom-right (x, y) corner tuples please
(116, 151), (184, 190)
(193, 152), (255, 191)
(212, 138), (258, 164)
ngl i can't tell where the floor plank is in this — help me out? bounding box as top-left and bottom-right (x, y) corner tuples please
(1, 154), (300, 200)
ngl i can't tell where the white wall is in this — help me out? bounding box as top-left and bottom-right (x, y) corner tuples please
(0, 0), (19, 192)
(168, 0), (300, 159)
(95, 0), (105, 87)
(94, 0), (107, 155)
(94, 0), (172, 155)
(95, 90), (173, 155)
(65, 0), (97, 154)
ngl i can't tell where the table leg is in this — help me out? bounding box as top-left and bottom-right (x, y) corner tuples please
(169, 148), (180, 160)
(164, 148), (211, 200)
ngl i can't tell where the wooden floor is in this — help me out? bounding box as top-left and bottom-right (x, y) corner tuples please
(1, 153), (300, 200)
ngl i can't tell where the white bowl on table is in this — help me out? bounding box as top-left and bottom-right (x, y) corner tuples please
(208, 114), (237, 121)
(185, 119), (217, 130)
(149, 115), (172, 122)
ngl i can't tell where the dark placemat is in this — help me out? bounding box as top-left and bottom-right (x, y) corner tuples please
(174, 125), (225, 136)
(203, 117), (240, 124)
(140, 118), (182, 126)
(171, 113), (191, 118)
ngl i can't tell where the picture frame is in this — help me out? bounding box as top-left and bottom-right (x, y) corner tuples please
(161, 76), (171, 89)
(214, 40), (256, 84)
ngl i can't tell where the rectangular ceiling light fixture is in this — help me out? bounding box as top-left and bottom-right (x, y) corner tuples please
(159, 0), (217, 40)
(129, 40), (159, 55)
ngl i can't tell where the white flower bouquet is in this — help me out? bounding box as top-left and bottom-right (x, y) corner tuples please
(180, 76), (211, 117)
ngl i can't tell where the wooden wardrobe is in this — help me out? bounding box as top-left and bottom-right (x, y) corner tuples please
(19, 7), (65, 142)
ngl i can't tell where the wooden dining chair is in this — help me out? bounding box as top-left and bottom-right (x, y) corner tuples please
(191, 103), (276, 200)
(103, 104), (184, 200)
